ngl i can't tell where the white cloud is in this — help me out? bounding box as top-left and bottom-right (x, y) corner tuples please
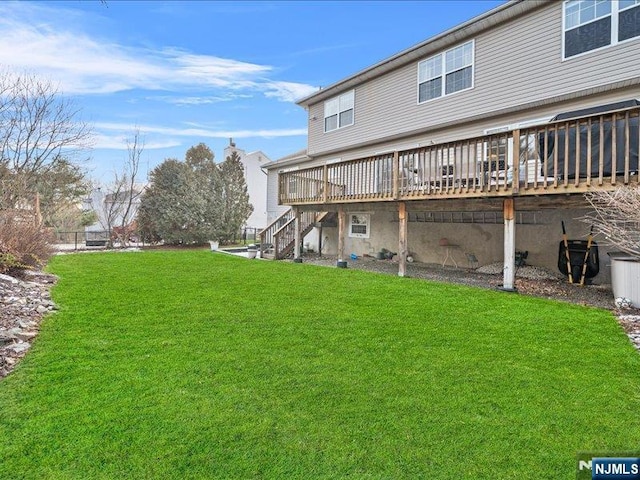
(0, 2), (316, 101)
(92, 133), (183, 150)
(147, 94), (253, 106)
(166, 49), (271, 84)
(93, 122), (307, 148)
(263, 81), (320, 102)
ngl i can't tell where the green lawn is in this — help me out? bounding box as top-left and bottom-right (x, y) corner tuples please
(1, 250), (639, 479)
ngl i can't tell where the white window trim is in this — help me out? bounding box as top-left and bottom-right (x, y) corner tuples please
(324, 90), (355, 133)
(348, 213), (370, 239)
(417, 40), (475, 105)
(562, 0), (640, 60)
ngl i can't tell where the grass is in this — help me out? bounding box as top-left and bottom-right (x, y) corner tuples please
(0, 250), (639, 479)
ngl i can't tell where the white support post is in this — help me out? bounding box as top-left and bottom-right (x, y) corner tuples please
(398, 202), (408, 277)
(337, 206), (346, 267)
(503, 198), (516, 291)
(293, 207), (302, 262)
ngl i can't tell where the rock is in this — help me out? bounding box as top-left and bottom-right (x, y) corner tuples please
(7, 342), (30, 354)
(0, 274), (19, 284)
(15, 331), (38, 342)
(0, 269), (58, 379)
(475, 262), (561, 280)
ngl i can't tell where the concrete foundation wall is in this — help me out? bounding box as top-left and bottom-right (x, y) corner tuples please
(317, 207), (613, 284)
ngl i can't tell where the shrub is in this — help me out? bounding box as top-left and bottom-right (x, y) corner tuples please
(0, 213), (54, 274)
(581, 186), (640, 258)
(0, 252), (23, 273)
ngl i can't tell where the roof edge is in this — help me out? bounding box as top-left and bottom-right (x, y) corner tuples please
(263, 149), (310, 169)
(296, 0), (545, 107)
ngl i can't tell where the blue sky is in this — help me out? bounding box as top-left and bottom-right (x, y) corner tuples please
(0, 0), (504, 183)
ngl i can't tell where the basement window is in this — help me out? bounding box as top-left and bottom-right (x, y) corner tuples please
(349, 213), (370, 238)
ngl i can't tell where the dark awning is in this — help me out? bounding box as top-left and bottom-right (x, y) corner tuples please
(552, 99), (640, 121)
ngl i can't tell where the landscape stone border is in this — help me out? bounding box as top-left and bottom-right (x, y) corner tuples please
(0, 271), (58, 378)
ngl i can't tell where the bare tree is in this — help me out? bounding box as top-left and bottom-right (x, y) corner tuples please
(97, 130), (144, 247)
(581, 186), (640, 257)
(117, 131), (144, 245)
(0, 71), (92, 216)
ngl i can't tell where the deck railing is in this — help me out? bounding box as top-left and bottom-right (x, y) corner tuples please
(259, 210), (320, 259)
(279, 105), (640, 205)
(260, 209), (294, 254)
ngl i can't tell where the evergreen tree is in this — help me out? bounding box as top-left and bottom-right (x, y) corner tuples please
(185, 143), (223, 241)
(137, 144), (253, 245)
(138, 159), (202, 244)
(219, 150), (253, 242)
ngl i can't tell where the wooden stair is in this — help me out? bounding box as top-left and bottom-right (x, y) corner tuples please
(259, 209), (329, 260)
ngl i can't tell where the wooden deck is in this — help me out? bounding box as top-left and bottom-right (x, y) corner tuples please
(278, 105), (640, 207)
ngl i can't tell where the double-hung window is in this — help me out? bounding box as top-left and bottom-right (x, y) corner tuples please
(418, 40), (474, 103)
(563, 0), (640, 58)
(619, 0), (640, 41)
(324, 90), (354, 132)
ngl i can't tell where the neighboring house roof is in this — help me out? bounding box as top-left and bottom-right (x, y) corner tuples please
(263, 149), (310, 170)
(244, 150), (271, 160)
(296, 0), (543, 107)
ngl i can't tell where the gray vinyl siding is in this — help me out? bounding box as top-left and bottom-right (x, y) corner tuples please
(266, 169), (289, 222)
(307, 85), (640, 166)
(307, 1), (640, 156)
